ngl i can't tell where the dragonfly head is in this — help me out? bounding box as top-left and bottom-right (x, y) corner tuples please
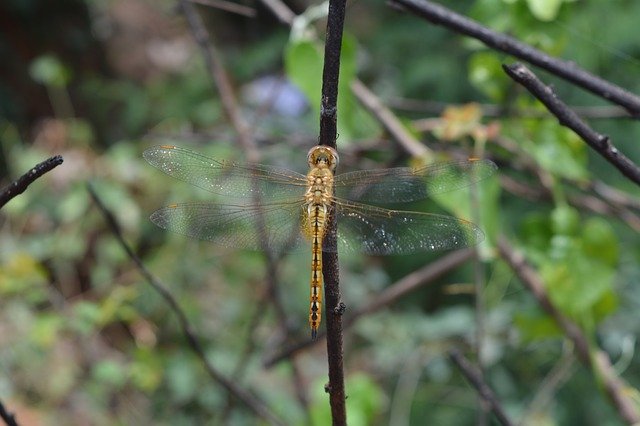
(307, 145), (339, 171)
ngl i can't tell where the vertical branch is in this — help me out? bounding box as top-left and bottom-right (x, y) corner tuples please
(319, 0), (347, 424)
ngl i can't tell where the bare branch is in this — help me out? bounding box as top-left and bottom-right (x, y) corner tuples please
(263, 248), (474, 367)
(319, 0), (348, 423)
(188, 0), (256, 17)
(503, 63), (640, 186)
(497, 236), (640, 425)
(351, 79), (429, 157)
(0, 155), (63, 208)
(448, 348), (514, 426)
(87, 184), (285, 426)
(388, 0), (640, 116)
(0, 400), (19, 426)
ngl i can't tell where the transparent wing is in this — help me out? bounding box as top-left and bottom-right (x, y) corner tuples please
(144, 145), (307, 200)
(323, 200), (483, 255)
(334, 159), (497, 203)
(150, 200), (305, 252)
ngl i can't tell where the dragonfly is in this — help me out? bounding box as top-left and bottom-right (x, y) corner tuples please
(144, 145), (497, 339)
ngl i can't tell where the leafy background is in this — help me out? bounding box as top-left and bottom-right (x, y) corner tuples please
(1, 0), (640, 424)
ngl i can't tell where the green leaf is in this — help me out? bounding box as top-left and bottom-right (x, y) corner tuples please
(285, 33), (378, 142)
(541, 249), (615, 320)
(582, 218), (619, 267)
(526, 0), (563, 21)
(29, 54), (71, 87)
(468, 52), (508, 101)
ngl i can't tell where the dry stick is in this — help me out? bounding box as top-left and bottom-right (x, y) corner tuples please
(264, 248), (474, 367)
(499, 175), (640, 232)
(0, 155), (63, 208)
(490, 136), (640, 231)
(0, 400), (19, 426)
(448, 348), (514, 426)
(388, 0), (640, 117)
(86, 184), (285, 426)
(351, 79), (429, 157)
(319, 0), (348, 424)
(497, 236), (640, 425)
(392, 98), (632, 120)
(177, 0), (311, 413)
(188, 0), (256, 17)
(503, 63), (640, 187)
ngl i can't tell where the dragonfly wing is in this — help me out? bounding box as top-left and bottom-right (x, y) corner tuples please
(150, 201), (305, 252)
(334, 159), (497, 203)
(325, 200), (483, 255)
(144, 145), (307, 200)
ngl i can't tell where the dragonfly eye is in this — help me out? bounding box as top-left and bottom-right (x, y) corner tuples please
(307, 146), (339, 170)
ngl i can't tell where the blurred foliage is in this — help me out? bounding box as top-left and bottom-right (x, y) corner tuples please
(1, 0), (640, 424)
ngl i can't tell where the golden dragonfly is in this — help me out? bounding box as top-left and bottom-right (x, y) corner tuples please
(144, 145), (496, 338)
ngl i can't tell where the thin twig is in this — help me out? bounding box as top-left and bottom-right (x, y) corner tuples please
(319, 0), (348, 423)
(264, 248), (474, 367)
(178, 0), (311, 410)
(188, 0), (256, 17)
(0, 400), (19, 426)
(0, 155), (63, 208)
(388, 0), (640, 116)
(351, 79), (429, 157)
(448, 348), (514, 426)
(497, 236), (640, 425)
(391, 97), (633, 120)
(503, 63), (640, 187)
(87, 184), (285, 426)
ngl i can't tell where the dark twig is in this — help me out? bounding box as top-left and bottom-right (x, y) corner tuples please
(391, 98), (633, 120)
(0, 400), (19, 426)
(264, 248), (474, 367)
(188, 0), (256, 17)
(87, 184), (285, 426)
(0, 155), (63, 208)
(388, 0), (640, 116)
(179, 0), (311, 411)
(448, 348), (514, 426)
(497, 236), (640, 425)
(351, 79), (429, 157)
(503, 63), (640, 186)
(319, 0), (348, 423)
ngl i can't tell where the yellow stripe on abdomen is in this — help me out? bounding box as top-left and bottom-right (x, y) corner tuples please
(309, 205), (326, 339)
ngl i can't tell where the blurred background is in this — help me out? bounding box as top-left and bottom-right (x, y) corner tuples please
(1, 0), (640, 424)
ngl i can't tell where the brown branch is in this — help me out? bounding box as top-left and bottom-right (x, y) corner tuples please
(187, 0), (256, 17)
(388, 0), (640, 116)
(392, 97), (633, 120)
(351, 79), (429, 157)
(177, 0), (312, 411)
(503, 63), (640, 187)
(0, 155), (63, 208)
(264, 248), (474, 367)
(497, 236), (640, 425)
(318, 0), (348, 423)
(0, 400), (19, 426)
(448, 348), (514, 426)
(87, 184), (285, 426)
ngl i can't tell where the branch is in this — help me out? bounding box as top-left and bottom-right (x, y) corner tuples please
(388, 0), (640, 116)
(351, 79), (429, 157)
(319, 0), (348, 423)
(497, 236), (640, 425)
(0, 155), (63, 208)
(264, 248), (474, 367)
(187, 0), (256, 17)
(0, 400), (19, 426)
(448, 348), (514, 426)
(391, 97), (633, 120)
(87, 184), (285, 426)
(503, 63), (640, 187)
